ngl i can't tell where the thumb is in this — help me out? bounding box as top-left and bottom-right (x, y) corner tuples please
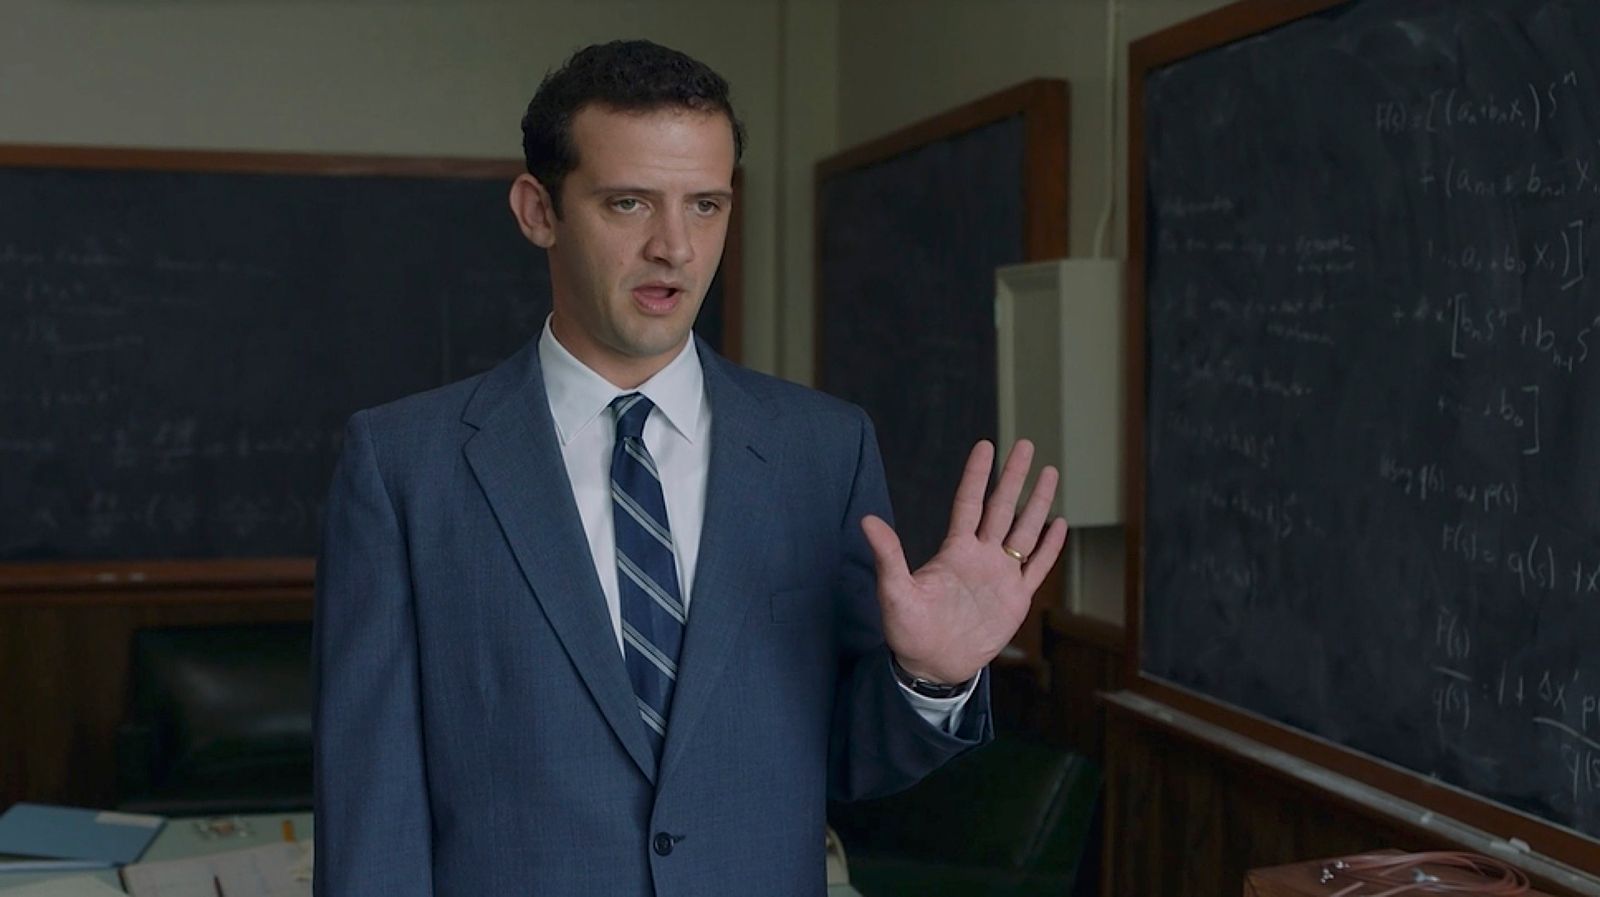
(860, 514), (911, 588)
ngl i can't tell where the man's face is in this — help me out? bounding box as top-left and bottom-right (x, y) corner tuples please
(517, 104), (735, 387)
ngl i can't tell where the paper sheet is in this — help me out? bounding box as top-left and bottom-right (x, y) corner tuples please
(120, 842), (310, 897)
(0, 876), (127, 896)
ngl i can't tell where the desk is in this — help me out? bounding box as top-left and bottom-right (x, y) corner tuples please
(0, 813), (312, 892)
(138, 813), (312, 863)
(2, 812), (863, 895)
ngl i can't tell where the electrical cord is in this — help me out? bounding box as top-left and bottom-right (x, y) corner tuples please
(1092, 0), (1120, 259)
(1319, 851), (1531, 896)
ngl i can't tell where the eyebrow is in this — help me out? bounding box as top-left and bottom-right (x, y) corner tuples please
(589, 186), (734, 201)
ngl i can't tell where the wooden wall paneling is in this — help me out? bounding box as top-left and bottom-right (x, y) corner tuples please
(1105, 702), (1409, 896)
(1042, 612), (1124, 763)
(1099, 693), (1598, 897)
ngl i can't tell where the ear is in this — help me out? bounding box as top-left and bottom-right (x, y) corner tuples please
(509, 174), (558, 248)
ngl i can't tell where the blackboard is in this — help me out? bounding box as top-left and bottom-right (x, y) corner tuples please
(0, 148), (736, 563)
(1134, 0), (1600, 864)
(817, 81), (1068, 571)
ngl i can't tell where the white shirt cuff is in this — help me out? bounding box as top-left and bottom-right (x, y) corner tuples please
(897, 671), (978, 734)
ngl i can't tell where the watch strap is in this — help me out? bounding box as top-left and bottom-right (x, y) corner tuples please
(890, 655), (974, 700)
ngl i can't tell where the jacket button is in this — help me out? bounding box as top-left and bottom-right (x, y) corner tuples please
(653, 832), (675, 856)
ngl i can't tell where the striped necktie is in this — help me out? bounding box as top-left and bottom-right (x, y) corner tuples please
(609, 393), (685, 763)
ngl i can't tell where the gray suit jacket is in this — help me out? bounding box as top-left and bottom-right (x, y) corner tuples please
(313, 338), (991, 896)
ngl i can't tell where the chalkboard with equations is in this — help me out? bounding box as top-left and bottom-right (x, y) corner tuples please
(1134, 0), (1600, 861)
(0, 148), (735, 563)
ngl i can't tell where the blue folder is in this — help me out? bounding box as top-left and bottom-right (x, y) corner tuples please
(0, 804), (164, 865)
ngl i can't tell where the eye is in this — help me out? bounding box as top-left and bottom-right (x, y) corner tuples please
(694, 199), (723, 216)
(611, 197), (643, 212)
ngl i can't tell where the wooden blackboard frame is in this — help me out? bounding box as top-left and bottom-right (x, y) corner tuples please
(814, 80), (1070, 673)
(1122, 0), (1600, 879)
(0, 144), (744, 594)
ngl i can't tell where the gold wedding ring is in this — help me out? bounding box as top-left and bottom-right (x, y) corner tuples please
(1002, 544), (1027, 563)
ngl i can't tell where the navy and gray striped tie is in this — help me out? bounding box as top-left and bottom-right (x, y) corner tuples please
(609, 393), (685, 763)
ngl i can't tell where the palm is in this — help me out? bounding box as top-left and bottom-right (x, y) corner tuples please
(862, 440), (1069, 685)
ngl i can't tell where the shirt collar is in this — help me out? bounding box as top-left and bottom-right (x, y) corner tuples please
(537, 316), (705, 447)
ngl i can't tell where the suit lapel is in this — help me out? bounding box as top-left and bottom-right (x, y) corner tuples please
(460, 344), (658, 783)
(659, 346), (779, 779)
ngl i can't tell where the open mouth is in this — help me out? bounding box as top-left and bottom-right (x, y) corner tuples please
(632, 285), (682, 313)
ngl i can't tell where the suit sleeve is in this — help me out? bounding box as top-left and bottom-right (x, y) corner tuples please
(826, 407), (994, 802)
(313, 412), (435, 897)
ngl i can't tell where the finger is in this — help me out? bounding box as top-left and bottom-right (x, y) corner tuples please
(975, 439), (1035, 543)
(1003, 464), (1059, 556)
(945, 441), (995, 539)
(860, 514), (913, 592)
(1022, 517), (1070, 593)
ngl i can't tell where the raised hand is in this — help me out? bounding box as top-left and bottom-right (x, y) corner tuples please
(860, 439), (1069, 686)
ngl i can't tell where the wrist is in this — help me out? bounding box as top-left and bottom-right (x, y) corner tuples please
(890, 655), (976, 699)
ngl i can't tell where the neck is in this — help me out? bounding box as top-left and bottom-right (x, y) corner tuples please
(548, 317), (683, 390)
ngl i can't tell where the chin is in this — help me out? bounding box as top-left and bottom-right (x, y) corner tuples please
(619, 326), (693, 360)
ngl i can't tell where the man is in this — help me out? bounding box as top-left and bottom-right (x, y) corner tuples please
(314, 39), (1067, 896)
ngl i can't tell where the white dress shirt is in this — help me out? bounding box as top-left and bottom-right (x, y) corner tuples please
(537, 319), (970, 730)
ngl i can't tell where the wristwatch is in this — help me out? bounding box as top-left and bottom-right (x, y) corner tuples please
(890, 655), (974, 699)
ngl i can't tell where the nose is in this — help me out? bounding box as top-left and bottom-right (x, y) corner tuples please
(644, 206), (695, 269)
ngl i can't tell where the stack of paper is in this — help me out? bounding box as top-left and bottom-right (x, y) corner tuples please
(120, 842), (311, 897)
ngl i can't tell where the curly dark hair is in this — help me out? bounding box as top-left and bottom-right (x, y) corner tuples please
(520, 40), (746, 217)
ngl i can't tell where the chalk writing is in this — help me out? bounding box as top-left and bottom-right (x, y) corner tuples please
(1439, 522), (1569, 596)
(1157, 195), (1237, 219)
(1186, 553), (1261, 593)
(1435, 607), (1471, 660)
(1186, 482), (1313, 541)
(1379, 454), (1446, 503)
(94, 421), (333, 471)
(1434, 676), (1472, 735)
(1167, 413), (1278, 470)
(1293, 233), (1358, 275)
(1166, 356), (1315, 399)
(1559, 743), (1600, 803)
(1390, 288), (1595, 373)
(0, 243), (47, 267)
(10, 312), (147, 356)
(1376, 72), (1580, 135)
(1434, 386), (1541, 455)
(1377, 459), (1531, 520)
(1419, 155), (1600, 200)
(1264, 321), (1335, 346)
(1420, 219), (1588, 291)
(1204, 291), (1328, 320)
(76, 489), (320, 541)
